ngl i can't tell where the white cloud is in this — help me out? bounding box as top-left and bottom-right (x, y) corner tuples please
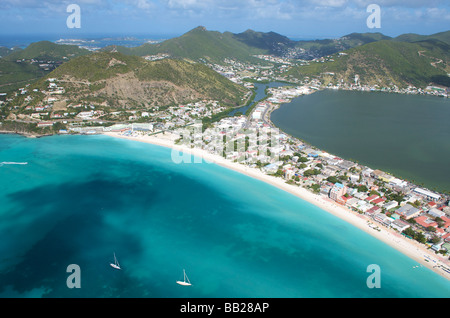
(121, 0), (156, 11)
(166, 0), (213, 9)
(161, 0), (294, 19)
(310, 0), (348, 8)
(424, 7), (450, 20)
(247, 0), (293, 19)
(351, 0), (446, 9)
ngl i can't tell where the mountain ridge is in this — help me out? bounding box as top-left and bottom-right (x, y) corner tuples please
(1, 27), (449, 98)
(102, 26), (268, 64)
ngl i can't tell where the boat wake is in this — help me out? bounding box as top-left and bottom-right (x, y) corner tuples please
(0, 162), (28, 167)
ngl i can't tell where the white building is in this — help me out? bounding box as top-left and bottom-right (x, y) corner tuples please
(373, 212), (393, 226)
(252, 111), (262, 120)
(391, 219), (410, 232)
(428, 208), (445, 218)
(383, 201), (398, 211)
(413, 188), (441, 201)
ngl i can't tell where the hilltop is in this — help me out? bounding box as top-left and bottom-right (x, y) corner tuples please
(394, 30), (450, 45)
(4, 41), (90, 62)
(103, 26), (267, 64)
(232, 29), (295, 56)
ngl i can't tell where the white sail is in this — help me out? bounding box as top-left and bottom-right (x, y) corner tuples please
(176, 269), (191, 286)
(110, 252), (121, 270)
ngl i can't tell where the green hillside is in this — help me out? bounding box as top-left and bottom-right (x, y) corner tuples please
(49, 51), (142, 82)
(0, 41), (91, 93)
(28, 52), (248, 108)
(0, 47), (15, 58)
(292, 32), (392, 59)
(394, 30), (450, 45)
(0, 59), (47, 93)
(233, 29), (295, 55)
(339, 32), (392, 45)
(5, 41), (90, 61)
(287, 39), (450, 88)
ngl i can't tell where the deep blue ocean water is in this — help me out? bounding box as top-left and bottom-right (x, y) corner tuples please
(0, 134), (449, 298)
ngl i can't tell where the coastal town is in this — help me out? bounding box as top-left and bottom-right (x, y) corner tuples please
(1, 53), (450, 279)
(106, 95), (450, 278)
(3, 0), (450, 298)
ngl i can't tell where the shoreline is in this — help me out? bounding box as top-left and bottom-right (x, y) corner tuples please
(103, 131), (450, 282)
(0, 130), (53, 138)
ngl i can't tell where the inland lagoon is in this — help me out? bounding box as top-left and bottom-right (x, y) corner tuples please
(271, 89), (450, 194)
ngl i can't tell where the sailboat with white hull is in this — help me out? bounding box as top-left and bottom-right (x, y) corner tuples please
(176, 269), (191, 286)
(110, 252), (121, 270)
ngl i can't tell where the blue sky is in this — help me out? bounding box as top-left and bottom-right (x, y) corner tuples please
(1, 0), (449, 39)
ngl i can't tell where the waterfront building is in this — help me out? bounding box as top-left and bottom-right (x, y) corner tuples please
(391, 219), (410, 232)
(413, 187), (441, 201)
(337, 160), (356, 171)
(373, 212), (393, 227)
(329, 183), (347, 201)
(132, 123), (154, 132)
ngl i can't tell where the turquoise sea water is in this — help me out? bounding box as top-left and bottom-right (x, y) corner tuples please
(0, 134), (449, 298)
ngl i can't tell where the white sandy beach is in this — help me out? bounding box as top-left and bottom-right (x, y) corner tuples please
(103, 131), (450, 281)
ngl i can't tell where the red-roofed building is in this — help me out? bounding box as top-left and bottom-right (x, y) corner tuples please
(414, 215), (438, 229)
(336, 195), (352, 205)
(371, 197), (386, 206)
(443, 232), (450, 242)
(428, 201), (437, 208)
(365, 195), (379, 202)
(366, 206), (381, 216)
(440, 216), (450, 229)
